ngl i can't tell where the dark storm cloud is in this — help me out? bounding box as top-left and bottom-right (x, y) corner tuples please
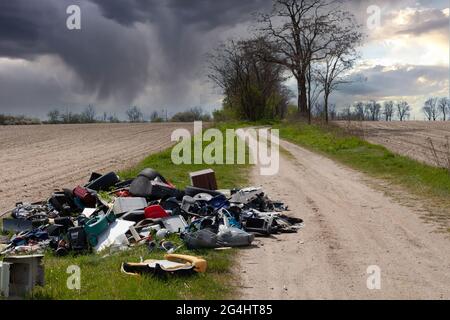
(91, 0), (272, 109)
(0, 0), (151, 107)
(92, 0), (271, 28)
(0, 0), (272, 115)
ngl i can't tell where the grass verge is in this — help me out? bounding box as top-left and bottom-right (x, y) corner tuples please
(14, 124), (251, 300)
(274, 122), (450, 229)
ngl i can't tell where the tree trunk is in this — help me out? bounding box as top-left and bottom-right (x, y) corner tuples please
(297, 75), (308, 118)
(324, 92), (329, 124)
(307, 67), (312, 124)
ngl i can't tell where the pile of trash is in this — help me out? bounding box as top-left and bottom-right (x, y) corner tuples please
(0, 168), (303, 265)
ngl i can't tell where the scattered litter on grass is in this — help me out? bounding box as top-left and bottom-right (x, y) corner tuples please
(0, 168), (303, 296)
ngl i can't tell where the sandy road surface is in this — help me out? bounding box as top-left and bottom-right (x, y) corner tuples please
(0, 123), (193, 213)
(336, 121), (450, 167)
(237, 136), (450, 299)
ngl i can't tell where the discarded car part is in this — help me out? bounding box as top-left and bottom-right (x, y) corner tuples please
(144, 205), (169, 219)
(181, 196), (199, 212)
(11, 202), (49, 220)
(121, 254), (206, 276)
(53, 217), (74, 229)
(149, 181), (184, 200)
(189, 169), (217, 190)
(193, 193), (214, 202)
(47, 224), (66, 237)
(28, 214), (50, 228)
(129, 168), (168, 196)
(85, 172), (120, 191)
(160, 197), (182, 216)
(119, 209), (145, 222)
(243, 217), (274, 235)
(121, 260), (195, 276)
(113, 197), (147, 215)
(161, 216), (187, 233)
(208, 195), (230, 210)
(131, 175), (184, 200)
(49, 191), (76, 215)
(184, 186), (224, 198)
(3, 255), (45, 298)
(165, 254), (207, 273)
(2, 218), (33, 233)
(230, 187), (263, 204)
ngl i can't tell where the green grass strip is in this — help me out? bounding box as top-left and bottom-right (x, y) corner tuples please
(274, 122), (450, 218)
(24, 125), (250, 300)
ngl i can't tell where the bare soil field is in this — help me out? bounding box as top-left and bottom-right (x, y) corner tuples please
(0, 123), (193, 213)
(237, 135), (450, 299)
(336, 121), (450, 167)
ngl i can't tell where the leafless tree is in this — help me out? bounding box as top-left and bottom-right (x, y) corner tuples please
(81, 105), (96, 123)
(383, 101), (394, 121)
(314, 17), (362, 123)
(256, 0), (361, 121)
(47, 109), (60, 124)
(423, 97), (440, 121)
(365, 100), (381, 121)
(342, 105), (352, 120)
(397, 101), (410, 121)
(354, 101), (365, 121)
(150, 111), (164, 122)
(306, 64), (323, 119)
(438, 97), (449, 121)
(328, 103), (337, 120)
(126, 106), (144, 123)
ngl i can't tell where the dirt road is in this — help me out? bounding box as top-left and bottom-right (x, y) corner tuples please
(336, 121), (450, 167)
(0, 123), (192, 213)
(237, 136), (450, 299)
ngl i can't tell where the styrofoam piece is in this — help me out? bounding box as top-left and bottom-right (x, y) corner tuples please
(94, 219), (135, 252)
(82, 208), (96, 218)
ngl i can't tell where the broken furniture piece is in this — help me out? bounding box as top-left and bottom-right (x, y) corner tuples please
(2, 254), (45, 298)
(121, 254), (207, 276)
(189, 169), (217, 190)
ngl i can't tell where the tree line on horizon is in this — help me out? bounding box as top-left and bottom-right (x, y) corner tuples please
(44, 105), (211, 124)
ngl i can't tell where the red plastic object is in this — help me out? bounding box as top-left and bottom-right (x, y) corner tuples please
(144, 205), (169, 219)
(115, 190), (131, 197)
(73, 186), (97, 207)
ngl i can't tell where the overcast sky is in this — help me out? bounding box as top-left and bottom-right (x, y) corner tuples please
(0, 0), (448, 120)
